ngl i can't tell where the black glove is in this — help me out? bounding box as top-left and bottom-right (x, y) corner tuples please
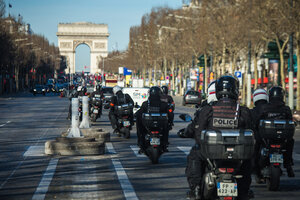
(177, 128), (187, 138)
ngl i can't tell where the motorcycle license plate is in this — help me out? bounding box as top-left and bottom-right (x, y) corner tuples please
(270, 154), (283, 163)
(150, 137), (160, 145)
(93, 109), (98, 114)
(123, 121), (130, 126)
(217, 182), (238, 197)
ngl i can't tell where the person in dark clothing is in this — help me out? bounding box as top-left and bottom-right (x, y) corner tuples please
(250, 88), (269, 181)
(257, 86), (295, 177)
(161, 86), (175, 129)
(136, 86), (172, 153)
(109, 86), (134, 133)
(186, 76), (253, 200)
(90, 84), (103, 116)
(67, 86), (80, 120)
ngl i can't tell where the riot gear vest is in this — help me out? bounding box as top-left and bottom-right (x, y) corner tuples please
(116, 93), (126, 105)
(210, 99), (240, 129)
(147, 100), (161, 113)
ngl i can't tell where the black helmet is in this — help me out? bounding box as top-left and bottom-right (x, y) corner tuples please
(161, 86), (168, 95)
(149, 86), (162, 98)
(269, 86), (284, 102)
(215, 75), (239, 100)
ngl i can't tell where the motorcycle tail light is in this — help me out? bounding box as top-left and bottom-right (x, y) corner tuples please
(227, 168), (234, 173)
(273, 163), (280, 166)
(94, 106), (98, 108)
(271, 144), (281, 148)
(224, 197), (233, 200)
(218, 168), (226, 173)
(123, 116), (128, 119)
(151, 131), (159, 134)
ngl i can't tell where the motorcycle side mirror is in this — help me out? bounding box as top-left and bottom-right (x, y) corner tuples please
(179, 114), (192, 122)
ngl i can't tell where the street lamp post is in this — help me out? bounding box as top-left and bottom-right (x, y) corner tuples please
(247, 41), (252, 107)
(288, 0), (294, 109)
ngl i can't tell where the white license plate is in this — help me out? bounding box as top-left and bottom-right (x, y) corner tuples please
(217, 182), (238, 197)
(150, 137), (160, 145)
(270, 154), (283, 163)
(123, 121), (130, 126)
(93, 109), (98, 114)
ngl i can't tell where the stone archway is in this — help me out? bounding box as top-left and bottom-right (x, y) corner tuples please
(57, 22), (109, 74)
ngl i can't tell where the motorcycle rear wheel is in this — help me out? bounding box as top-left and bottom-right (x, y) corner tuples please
(150, 147), (160, 164)
(266, 166), (281, 191)
(123, 128), (130, 139)
(91, 114), (97, 122)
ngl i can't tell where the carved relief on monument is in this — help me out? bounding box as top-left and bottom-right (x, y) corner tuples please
(94, 42), (106, 49)
(60, 42), (72, 49)
(73, 40), (92, 49)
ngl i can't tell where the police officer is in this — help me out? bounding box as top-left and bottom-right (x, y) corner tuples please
(259, 86), (295, 177)
(136, 86), (172, 153)
(90, 84), (103, 115)
(161, 86), (175, 128)
(251, 88), (269, 181)
(109, 86), (134, 133)
(186, 76), (253, 200)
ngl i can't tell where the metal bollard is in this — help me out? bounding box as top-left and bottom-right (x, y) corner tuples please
(67, 98), (82, 137)
(79, 96), (91, 129)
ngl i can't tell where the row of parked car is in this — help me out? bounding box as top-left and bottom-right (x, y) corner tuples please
(31, 83), (69, 96)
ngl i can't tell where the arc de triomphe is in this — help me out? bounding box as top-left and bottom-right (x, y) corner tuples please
(57, 22), (109, 74)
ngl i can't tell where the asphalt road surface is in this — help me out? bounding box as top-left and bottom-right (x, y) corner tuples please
(0, 93), (299, 200)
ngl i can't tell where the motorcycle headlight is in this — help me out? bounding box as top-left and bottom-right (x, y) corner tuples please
(34, 89), (36, 91)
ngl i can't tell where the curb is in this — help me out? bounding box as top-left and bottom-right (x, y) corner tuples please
(45, 128), (110, 156)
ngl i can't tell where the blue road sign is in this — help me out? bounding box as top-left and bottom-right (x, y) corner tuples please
(234, 71), (242, 78)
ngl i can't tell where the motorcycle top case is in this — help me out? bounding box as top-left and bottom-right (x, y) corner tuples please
(259, 120), (295, 140)
(115, 103), (133, 116)
(142, 113), (168, 129)
(198, 129), (254, 160)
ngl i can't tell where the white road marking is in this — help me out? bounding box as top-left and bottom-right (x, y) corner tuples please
(293, 153), (300, 161)
(0, 121), (11, 127)
(130, 145), (146, 157)
(23, 146), (45, 157)
(177, 146), (192, 155)
(106, 143), (139, 200)
(32, 158), (59, 200)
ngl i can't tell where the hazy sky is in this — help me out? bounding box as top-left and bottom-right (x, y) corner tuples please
(6, 0), (183, 72)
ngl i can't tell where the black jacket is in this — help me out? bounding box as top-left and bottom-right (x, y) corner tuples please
(259, 100), (292, 120)
(136, 96), (171, 123)
(110, 91), (134, 112)
(193, 98), (253, 143)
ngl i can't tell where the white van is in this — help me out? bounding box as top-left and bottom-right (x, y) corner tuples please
(122, 87), (149, 113)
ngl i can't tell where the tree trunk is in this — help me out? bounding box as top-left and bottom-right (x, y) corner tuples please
(142, 68), (146, 86)
(242, 72), (247, 105)
(279, 50), (285, 88)
(296, 32), (300, 110)
(149, 67), (152, 86)
(171, 59), (175, 94)
(179, 65), (182, 95)
(204, 54), (208, 94)
(153, 60), (157, 85)
(15, 65), (20, 92)
(254, 55), (258, 89)
(221, 43), (226, 75)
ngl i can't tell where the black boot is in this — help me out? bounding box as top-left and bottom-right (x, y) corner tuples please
(186, 190), (195, 200)
(286, 165), (295, 177)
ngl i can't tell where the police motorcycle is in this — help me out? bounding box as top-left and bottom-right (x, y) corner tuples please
(257, 119), (295, 191)
(90, 94), (102, 122)
(114, 102), (134, 139)
(141, 112), (169, 164)
(180, 114), (255, 200)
